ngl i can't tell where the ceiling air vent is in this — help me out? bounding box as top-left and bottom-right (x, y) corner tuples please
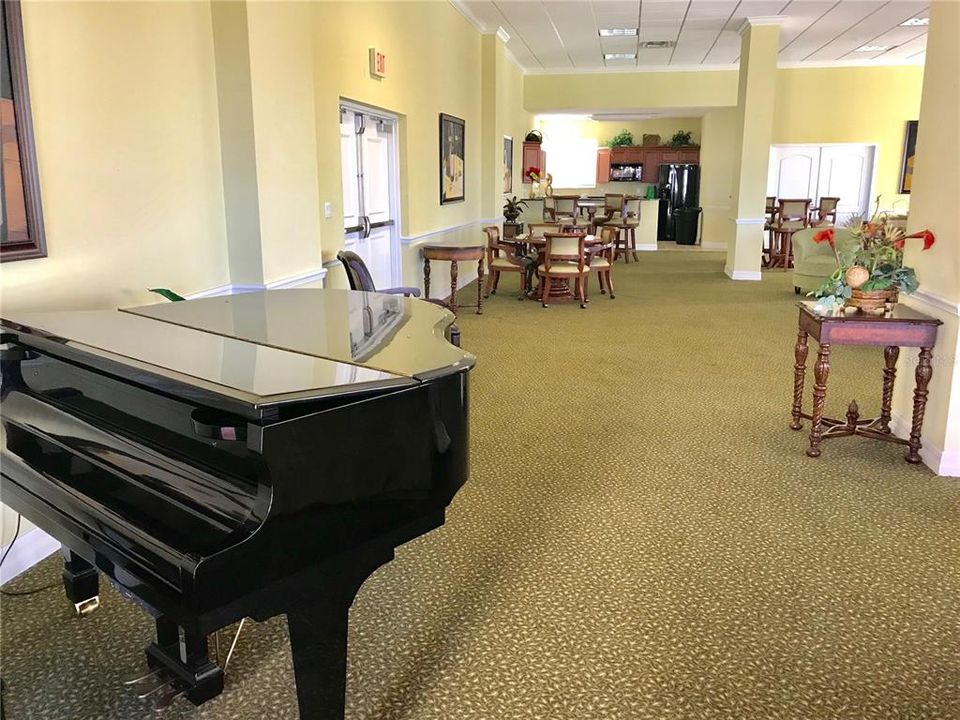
(639, 40), (675, 49)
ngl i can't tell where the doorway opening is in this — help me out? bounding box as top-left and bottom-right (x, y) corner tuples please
(767, 144), (877, 224)
(339, 102), (401, 288)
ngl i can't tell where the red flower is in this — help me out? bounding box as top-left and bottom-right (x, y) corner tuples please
(893, 238), (905, 251)
(813, 228), (835, 247)
(903, 229), (936, 251)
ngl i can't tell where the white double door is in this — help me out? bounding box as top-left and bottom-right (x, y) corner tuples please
(767, 144), (876, 222)
(340, 106), (398, 289)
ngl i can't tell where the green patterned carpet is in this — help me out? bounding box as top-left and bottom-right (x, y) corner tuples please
(3, 250), (959, 719)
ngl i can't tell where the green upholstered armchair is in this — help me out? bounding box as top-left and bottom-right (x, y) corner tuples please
(791, 227), (857, 294)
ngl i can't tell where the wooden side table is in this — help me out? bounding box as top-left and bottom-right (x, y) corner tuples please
(422, 244), (485, 315)
(791, 302), (942, 463)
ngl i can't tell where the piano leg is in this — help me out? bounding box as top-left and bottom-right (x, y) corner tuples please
(287, 606), (351, 720)
(61, 548), (100, 616)
(145, 616), (224, 706)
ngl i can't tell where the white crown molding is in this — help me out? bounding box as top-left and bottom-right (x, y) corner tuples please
(449, 0), (490, 34)
(523, 59), (921, 77)
(496, 26), (510, 43)
(0, 527), (59, 584)
(738, 16), (787, 35)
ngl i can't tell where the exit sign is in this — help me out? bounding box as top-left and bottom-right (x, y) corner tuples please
(369, 48), (386, 78)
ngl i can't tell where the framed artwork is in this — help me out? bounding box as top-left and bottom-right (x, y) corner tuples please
(1, 0), (45, 262)
(503, 135), (513, 193)
(899, 120), (918, 194)
(439, 113), (465, 204)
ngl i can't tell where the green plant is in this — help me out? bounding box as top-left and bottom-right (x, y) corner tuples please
(503, 196), (528, 222)
(148, 288), (186, 302)
(607, 130), (634, 148)
(668, 130), (695, 147)
(810, 216), (936, 305)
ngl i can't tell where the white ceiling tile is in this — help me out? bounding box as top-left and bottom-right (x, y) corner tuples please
(872, 32), (927, 62)
(777, 1), (887, 62)
(805, 1), (928, 61)
(592, 0), (641, 30)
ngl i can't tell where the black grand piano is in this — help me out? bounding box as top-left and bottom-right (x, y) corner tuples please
(0, 288), (473, 718)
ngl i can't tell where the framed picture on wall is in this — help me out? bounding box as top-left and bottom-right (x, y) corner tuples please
(899, 120), (918, 194)
(503, 136), (513, 193)
(1, 0), (46, 262)
(440, 113), (465, 204)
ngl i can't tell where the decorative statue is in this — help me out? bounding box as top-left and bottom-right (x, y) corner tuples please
(542, 173), (554, 197)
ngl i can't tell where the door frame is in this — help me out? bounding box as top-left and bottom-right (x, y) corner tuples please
(339, 99), (403, 286)
(768, 142), (880, 219)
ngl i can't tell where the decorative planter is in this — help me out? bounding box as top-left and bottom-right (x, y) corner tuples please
(845, 288), (898, 312)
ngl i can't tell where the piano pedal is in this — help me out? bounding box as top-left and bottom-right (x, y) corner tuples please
(153, 685), (187, 712)
(73, 596), (100, 617)
(135, 672), (177, 700)
(123, 667), (164, 686)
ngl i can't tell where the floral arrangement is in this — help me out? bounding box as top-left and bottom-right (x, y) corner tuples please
(812, 214), (935, 305)
(525, 166), (541, 183)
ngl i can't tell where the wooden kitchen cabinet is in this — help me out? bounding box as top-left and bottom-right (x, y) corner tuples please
(596, 148), (611, 184)
(522, 141), (546, 175)
(641, 150), (661, 182)
(678, 148), (700, 163)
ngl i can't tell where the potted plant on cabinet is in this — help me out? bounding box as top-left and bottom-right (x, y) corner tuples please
(503, 196), (527, 223)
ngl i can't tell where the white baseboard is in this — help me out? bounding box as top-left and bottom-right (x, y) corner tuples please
(890, 412), (960, 477)
(636, 243), (657, 251)
(724, 267), (762, 281)
(0, 527), (59, 584)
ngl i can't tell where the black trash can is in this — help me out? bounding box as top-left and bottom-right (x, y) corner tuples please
(674, 207), (701, 245)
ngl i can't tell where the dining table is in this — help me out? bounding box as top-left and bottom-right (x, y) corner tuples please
(508, 232), (605, 301)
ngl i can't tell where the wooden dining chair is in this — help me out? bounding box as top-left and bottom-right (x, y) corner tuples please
(586, 226), (616, 300)
(555, 196), (579, 225)
(527, 222), (563, 239)
(594, 193), (625, 227)
(763, 196), (778, 267)
(539, 232), (589, 308)
(482, 226), (527, 300)
(810, 197), (840, 226)
(770, 198), (811, 269)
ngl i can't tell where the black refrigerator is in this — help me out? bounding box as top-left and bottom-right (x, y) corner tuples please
(657, 164), (701, 244)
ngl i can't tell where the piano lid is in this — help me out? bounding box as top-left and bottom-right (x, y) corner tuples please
(1, 290), (471, 419)
(122, 289), (474, 380)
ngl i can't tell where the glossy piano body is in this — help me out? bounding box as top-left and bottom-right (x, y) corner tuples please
(0, 289), (473, 718)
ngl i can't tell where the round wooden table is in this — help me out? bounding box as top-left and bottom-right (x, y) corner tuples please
(512, 233), (605, 301)
(422, 244), (485, 315)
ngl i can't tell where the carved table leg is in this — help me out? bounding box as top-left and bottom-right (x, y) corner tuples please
(423, 258), (431, 299)
(807, 343), (831, 457)
(476, 258), (484, 314)
(449, 260), (459, 313)
(790, 329), (809, 430)
(879, 345), (900, 433)
(907, 347), (934, 464)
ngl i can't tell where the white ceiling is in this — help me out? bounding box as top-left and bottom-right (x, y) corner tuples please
(453, 0), (929, 72)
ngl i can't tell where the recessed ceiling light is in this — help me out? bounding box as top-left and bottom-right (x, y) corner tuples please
(900, 17), (929, 26)
(855, 45), (893, 52)
(604, 53), (637, 60)
(639, 40), (676, 49)
(599, 28), (638, 37)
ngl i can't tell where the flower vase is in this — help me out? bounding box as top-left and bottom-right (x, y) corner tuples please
(529, 181), (539, 199)
(845, 288), (898, 313)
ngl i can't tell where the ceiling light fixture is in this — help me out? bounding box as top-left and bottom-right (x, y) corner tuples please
(900, 17), (929, 26)
(604, 53), (637, 60)
(599, 28), (638, 37)
(639, 40), (675, 49)
(855, 45), (893, 52)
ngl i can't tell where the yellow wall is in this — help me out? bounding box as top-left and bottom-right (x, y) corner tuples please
(699, 108), (739, 248)
(540, 116), (703, 147)
(0, 0), (229, 312)
(892, 0), (960, 473)
(524, 70), (739, 113)
(772, 65), (924, 211)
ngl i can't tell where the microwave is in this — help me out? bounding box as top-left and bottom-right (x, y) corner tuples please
(610, 164), (642, 182)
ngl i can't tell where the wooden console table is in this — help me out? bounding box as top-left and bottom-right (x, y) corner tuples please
(791, 302), (941, 463)
(422, 244), (484, 315)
